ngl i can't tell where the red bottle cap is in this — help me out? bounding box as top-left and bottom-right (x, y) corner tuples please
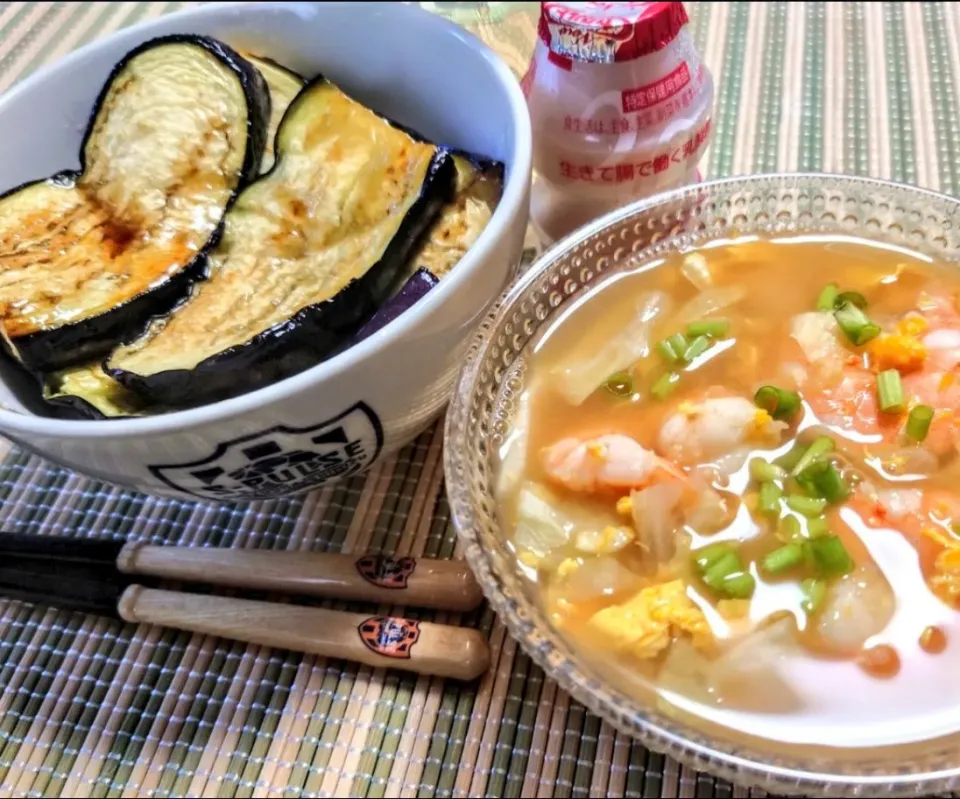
(538, 2), (689, 64)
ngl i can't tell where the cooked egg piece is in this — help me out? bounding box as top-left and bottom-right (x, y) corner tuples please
(587, 580), (713, 660)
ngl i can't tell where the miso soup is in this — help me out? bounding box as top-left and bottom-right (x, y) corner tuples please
(499, 234), (960, 747)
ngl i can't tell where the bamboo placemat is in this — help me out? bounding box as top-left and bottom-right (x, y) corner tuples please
(0, 2), (958, 797)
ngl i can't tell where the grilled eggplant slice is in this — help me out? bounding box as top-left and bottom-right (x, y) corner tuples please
(43, 362), (151, 420)
(402, 153), (504, 283)
(106, 76), (455, 407)
(0, 35), (269, 372)
(245, 54), (305, 172)
(348, 155), (503, 343)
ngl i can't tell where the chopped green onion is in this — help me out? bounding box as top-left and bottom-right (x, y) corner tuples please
(702, 551), (742, 589)
(834, 299), (869, 328)
(683, 335), (712, 362)
(801, 577), (827, 614)
(876, 369), (905, 414)
(859, 323), (881, 344)
(777, 514), (803, 543)
(821, 464), (852, 503)
(816, 283), (840, 311)
(796, 461), (850, 504)
(835, 290), (868, 310)
(762, 543), (805, 574)
(905, 404), (934, 442)
(666, 332), (688, 353)
(749, 458), (787, 483)
(757, 481), (783, 515)
(806, 517), (831, 539)
(651, 371), (681, 400)
(834, 300), (881, 346)
(603, 371), (633, 397)
(718, 571), (756, 599)
(693, 542), (736, 572)
(774, 441), (806, 472)
(790, 435), (835, 476)
(685, 319), (730, 339)
(754, 385), (802, 421)
(786, 495), (828, 517)
(656, 338), (682, 363)
(808, 535), (855, 576)
(657, 333), (688, 363)
(800, 539), (817, 569)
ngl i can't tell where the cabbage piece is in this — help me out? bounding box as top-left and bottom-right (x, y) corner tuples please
(557, 556), (644, 603)
(672, 286), (745, 327)
(514, 480), (621, 560)
(659, 616), (805, 713)
(550, 291), (671, 406)
(496, 387), (531, 501)
(514, 483), (572, 559)
(685, 484), (736, 535)
(813, 565), (895, 655)
(574, 526), (635, 555)
(680, 252), (713, 291)
(790, 311), (847, 384)
(707, 449), (751, 480)
(630, 483), (685, 566)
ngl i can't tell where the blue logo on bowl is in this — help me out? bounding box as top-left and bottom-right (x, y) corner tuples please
(150, 402), (383, 500)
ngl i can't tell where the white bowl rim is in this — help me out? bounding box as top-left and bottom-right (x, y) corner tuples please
(0, 0), (532, 439)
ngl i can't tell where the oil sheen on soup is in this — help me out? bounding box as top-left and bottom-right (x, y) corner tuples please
(498, 234), (960, 748)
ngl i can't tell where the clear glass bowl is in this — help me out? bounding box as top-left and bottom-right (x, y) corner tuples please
(444, 174), (960, 797)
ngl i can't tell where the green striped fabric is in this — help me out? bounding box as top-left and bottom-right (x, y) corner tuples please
(0, 2), (955, 796)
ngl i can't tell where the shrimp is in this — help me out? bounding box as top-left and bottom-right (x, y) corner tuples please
(789, 291), (960, 460)
(914, 289), (960, 331)
(658, 395), (788, 468)
(542, 433), (688, 494)
(920, 328), (960, 371)
(849, 484), (960, 607)
(805, 367), (896, 440)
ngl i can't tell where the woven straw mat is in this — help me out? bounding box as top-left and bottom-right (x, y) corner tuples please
(0, 2), (957, 797)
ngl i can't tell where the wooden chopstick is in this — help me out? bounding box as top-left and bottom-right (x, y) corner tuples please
(117, 585), (490, 680)
(0, 533), (483, 611)
(0, 585), (123, 617)
(0, 532), (123, 562)
(0, 555), (125, 607)
(0, 566), (123, 607)
(0, 533), (491, 680)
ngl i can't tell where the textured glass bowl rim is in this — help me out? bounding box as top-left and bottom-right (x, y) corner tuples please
(444, 172), (960, 798)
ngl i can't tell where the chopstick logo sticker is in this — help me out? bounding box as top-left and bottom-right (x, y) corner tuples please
(148, 403), (384, 500)
(355, 555), (416, 589)
(358, 616), (421, 659)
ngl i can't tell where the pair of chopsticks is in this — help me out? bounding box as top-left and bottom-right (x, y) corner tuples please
(0, 532), (489, 680)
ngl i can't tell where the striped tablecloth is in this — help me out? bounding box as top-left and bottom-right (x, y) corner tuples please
(0, 2), (957, 797)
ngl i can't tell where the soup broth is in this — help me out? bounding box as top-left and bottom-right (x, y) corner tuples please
(499, 234), (960, 748)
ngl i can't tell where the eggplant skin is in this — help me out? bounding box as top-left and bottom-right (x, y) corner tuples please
(353, 267), (440, 345)
(106, 76), (456, 407)
(0, 34), (270, 373)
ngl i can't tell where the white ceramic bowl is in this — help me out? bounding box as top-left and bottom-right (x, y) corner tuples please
(0, 1), (531, 501)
